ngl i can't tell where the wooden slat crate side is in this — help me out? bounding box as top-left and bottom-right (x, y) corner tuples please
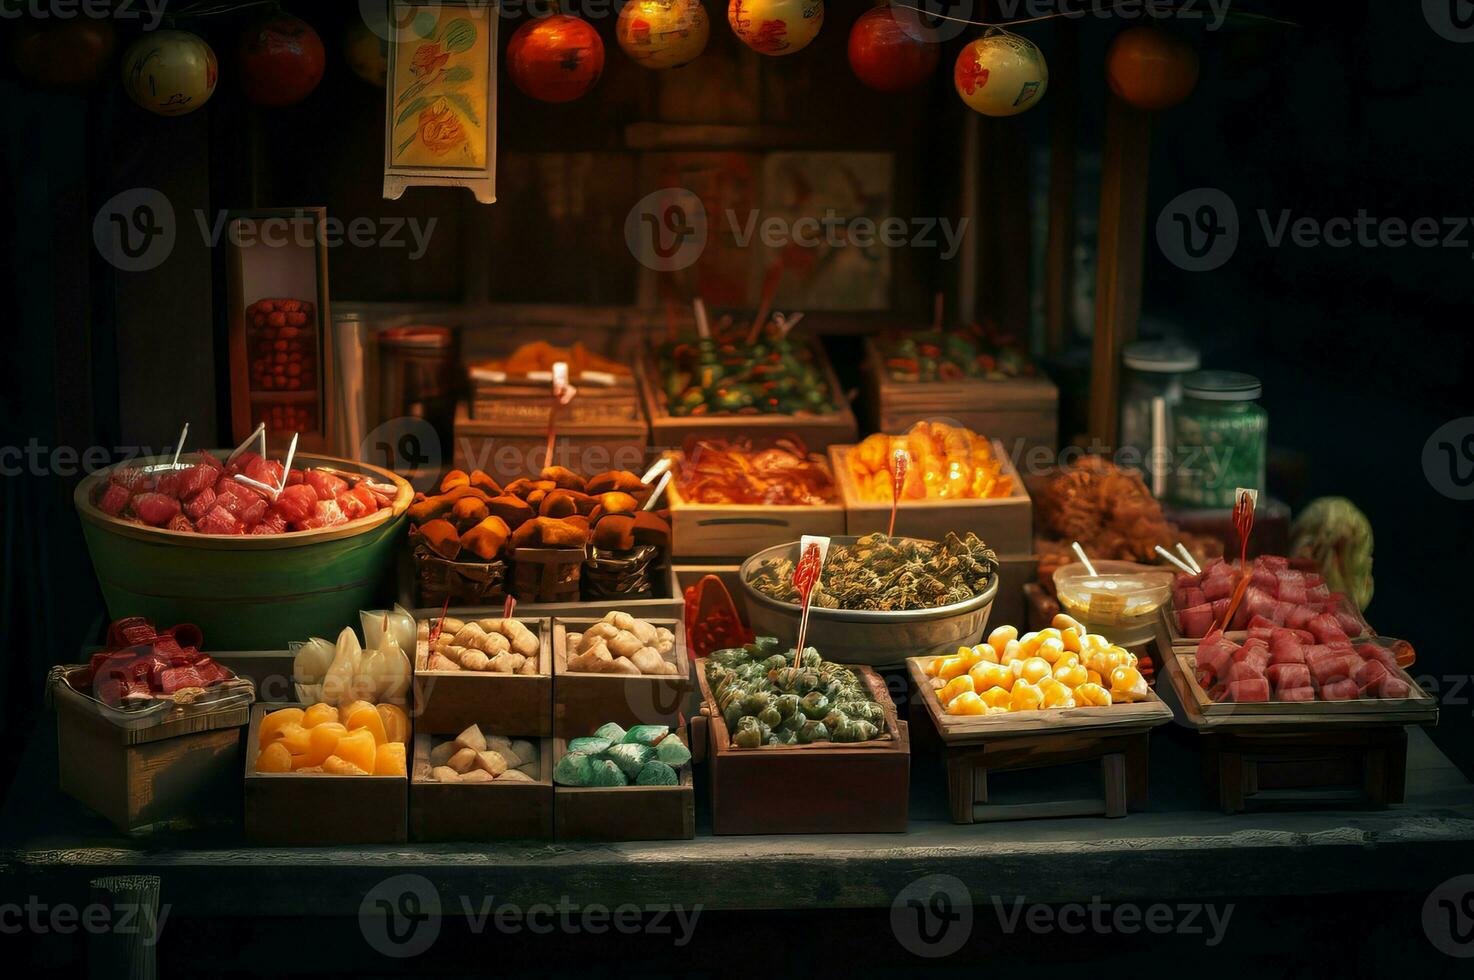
(552, 619), (694, 738)
(664, 451), (848, 558)
(410, 735), (554, 841)
(413, 618), (554, 736)
(551, 733), (695, 841)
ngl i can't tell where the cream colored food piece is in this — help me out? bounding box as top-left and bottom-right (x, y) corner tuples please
(459, 769), (495, 783)
(427, 653), (461, 671)
(431, 765), (461, 783)
(499, 769), (534, 782)
(461, 650), (491, 671)
(475, 750), (508, 777)
(454, 724), (487, 753)
(429, 741), (460, 767)
(447, 747), (480, 774)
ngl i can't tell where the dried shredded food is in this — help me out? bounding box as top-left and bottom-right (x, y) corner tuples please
(748, 532), (998, 611)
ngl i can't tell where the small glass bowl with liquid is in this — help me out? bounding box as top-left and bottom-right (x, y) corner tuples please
(1053, 560), (1174, 646)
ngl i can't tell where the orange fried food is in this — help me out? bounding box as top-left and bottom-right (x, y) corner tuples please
(673, 435), (836, 506)
(849, 422), (1012, 502)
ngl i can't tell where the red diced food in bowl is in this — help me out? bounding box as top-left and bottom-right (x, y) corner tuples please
(166, 513), (194, 533)
(132, 492), (181, 526)
(183, 487), (216, 520)
(98, 482), (132, 516)
(196, 505), (244, 535)
(250, 513), (288, 535)
(305, 470), (348, 501)
(178, 462), (216, 499)
(1319, 678), (1359, 701)
(272, 483), (318, 524)
(1226, 677), (1270, 703)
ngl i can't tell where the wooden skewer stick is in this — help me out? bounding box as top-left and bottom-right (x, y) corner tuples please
(746, 262), (784, 346)
(170, 422), (190, 468)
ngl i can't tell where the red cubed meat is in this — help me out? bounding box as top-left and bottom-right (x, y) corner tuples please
(1275, 686), (1317, 702)
(250, 513), (288, 535)
(1285, 604), (1318, 629)
(155, 471), (182, 498)
(1195, 635), (1237, 682)
(305, 470), (349, 501)
(132, 492), (181, 527)
(1202, 574), (1236, 602)
(196, 505), (244, 535)
(1319, 677), (1360, 701)
(245, 457), (285, 490)
(165, 513), (194, 533)
(1309, 654), (1359, 688)
(177, 462), (217, 499)
(1375, 675), (1413, 699)
(158, 667), (206, 694)
(1308, 613), (1350, 646)
(303, 497), (348, 529)
(1278, 580), (1308, 605)
(1178, 603), (1215, 638)
(183, 487), (217, 520)
(1267, 662), (1312, 690)
(1225, 677), (1271, 703)
(336, 490), (369, 521)
(1355, 659), (1391, 692)
(272, 483), (318, 524)
(98, 482), (132, 516)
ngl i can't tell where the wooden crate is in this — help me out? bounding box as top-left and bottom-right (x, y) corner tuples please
(471, 377), (643, 427)
(1197, 726), (1410, 813)
(861, 337), (1058, 455)
(552, 731), (695, 841)
(410, 735), (553, 841)
(243, 703), (407, 845)
(53, 682), (247, 834)
(638, 344), (859, 453)
(402, 553), (686, 620)
(665, 453), (846, 559)
(412, 618), (552, 737)
(828, 442), (1034, 554)
(695, 659), (910, 834)
(906, 655), (1171, 823)
(452, 401), (650, 485)
(552, 618), (694, 738)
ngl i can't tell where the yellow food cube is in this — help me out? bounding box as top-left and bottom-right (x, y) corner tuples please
(295, 722), (347, 768)
(333, 728), (379, 772)
(1060, 627), (1083, 653)
(1110, 665), (1149, 703)
(1074, 682), (1113, 707)
(972, 663), (1015, 693)
(1019, 657), (1052, 686)
(374, 741), (408, 776)
(1010, 682), (1044, 711)
(1087, 669), (1104, 686)
(939, 675), (976, 705)
(1037, 637), (1066, 664)
(1000, 639), (1024, 665)
(275, 723), (311, 757)
(376, 703), (411, 744)
(320, 754), (369, 776)
(1017, 632), (1042, 656)
(346, 705), (388, 745)
(255, 741), (293, 773)
(987, 625), (1018, 656)
(1038, 678), (1075, 709)
(1054, 662), (1089, 688)
(1052, 613), (1085, 634)
(972, 643), (1000, 665)
(980, 687), (1012, 710)
(937, 655), (973, 681)
(947, 692), (987, 715)
(301, 703), (339, 728)
(259, 707), (305, 748)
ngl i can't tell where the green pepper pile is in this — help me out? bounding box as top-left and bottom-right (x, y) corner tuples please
(705, 637), (887, 747)
(655, 326), (837, 417)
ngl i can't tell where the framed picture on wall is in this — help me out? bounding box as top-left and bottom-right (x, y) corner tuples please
(383, 0), (498, 204)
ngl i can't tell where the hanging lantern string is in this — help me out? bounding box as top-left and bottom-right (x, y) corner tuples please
(169, 0), (279, 19)
(891, 1), (1295, 30)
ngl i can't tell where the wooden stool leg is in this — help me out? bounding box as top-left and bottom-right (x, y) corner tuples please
(1219, 746), (1246, 814)
(1101, 753), (1128, 818)
(88, 874), (161, 980)
(1125, 736), (1150, 809)
(946, 753), (975, 825)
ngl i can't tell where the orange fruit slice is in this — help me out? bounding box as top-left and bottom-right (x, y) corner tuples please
(373, 741), (407, 777)
(345, 705), (388, 745)
(259, 707), (305, 747)
(255, 741), (293, 773)
(376, 703), (411, 744)
(302, 703), (339, 728)
(333, 728), (378, 773)
(295, 722), (347, 768)
(320, 754), (369, 776)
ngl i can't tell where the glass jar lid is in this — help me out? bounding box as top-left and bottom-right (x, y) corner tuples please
(1182, 370), (1262, 401)
(1122, 340), (1201, 374)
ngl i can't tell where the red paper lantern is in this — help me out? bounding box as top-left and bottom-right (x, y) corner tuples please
(506, 14), (605, 104)
(729, 0), (823, 57)
(1105, 25), (1199, 111)
(237, 12), (326, 107)
(847, 4), (938, 93)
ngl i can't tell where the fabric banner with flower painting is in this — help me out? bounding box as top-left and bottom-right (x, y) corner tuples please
(384, 0), (497, 204)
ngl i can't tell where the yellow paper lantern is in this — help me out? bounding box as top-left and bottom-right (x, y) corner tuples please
(619, 0), (710, 70)
(954, 31), (1048, 117)
(121, 29), (217, 117)
(728, 0), (823, 57)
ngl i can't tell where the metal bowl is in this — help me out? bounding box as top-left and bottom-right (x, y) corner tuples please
(737, 536), (999, 668)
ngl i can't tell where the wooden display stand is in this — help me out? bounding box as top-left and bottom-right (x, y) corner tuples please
(551, 619), (693, 738)
(412, 619), (553, 737)
(410, 736), (554, 841)
(452, 401), (650, 484)
(907, 655), (1172, 824)
(552, 731), (695, 841)
(1199, 726), (1408, 814)
(664, 451), (846, 559)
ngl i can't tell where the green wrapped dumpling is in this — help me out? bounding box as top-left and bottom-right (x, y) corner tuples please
(568, 736), (613, 755)
(589, 759), (629, 787)
(635, 760), (679, 786)
(796, 719), (830, 744)
(553, 751), (594, 786)
(605, 742), (654, 778)
(655, 734), (691, 767)
(594, 722), (627, 743)
(622, 724), (669, 747)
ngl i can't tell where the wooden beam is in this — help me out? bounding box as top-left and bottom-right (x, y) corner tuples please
(1089, 95), (1153, 448)
(1044, 20), (1080, 355)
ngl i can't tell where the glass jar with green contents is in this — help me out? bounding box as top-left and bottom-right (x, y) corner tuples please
(1170, 371), (1267, 509)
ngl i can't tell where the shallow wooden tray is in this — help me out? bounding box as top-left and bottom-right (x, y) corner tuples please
(695, 658), (909, 834)
(413, 618), (552, 737)
(828, 441), (1034, 554)
(552, 730), (695, 841)
(243, 703), (407, 845)
(410, 734), (553, 841)
(552, 618), (693, 738)
(905, 655), (1173, 744)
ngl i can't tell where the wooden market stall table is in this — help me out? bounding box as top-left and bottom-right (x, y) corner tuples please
(4, 716), (1474, 921)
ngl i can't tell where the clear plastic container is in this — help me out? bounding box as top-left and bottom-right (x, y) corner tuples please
(1170, 370), (1268, 510)
(1053, 560), (1174, 646)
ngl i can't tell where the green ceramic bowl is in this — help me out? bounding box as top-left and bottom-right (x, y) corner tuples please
(75, 453), (413, 650)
